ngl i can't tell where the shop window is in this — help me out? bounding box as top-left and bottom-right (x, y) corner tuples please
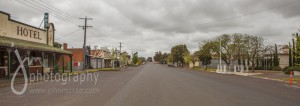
(30, 52), (37, 66)
(43, 53), (49, 67)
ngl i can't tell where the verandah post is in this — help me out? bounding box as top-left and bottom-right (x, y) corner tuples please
(6, 48), (12, 80)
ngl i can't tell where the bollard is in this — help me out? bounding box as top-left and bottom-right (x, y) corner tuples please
(241, 65), (244, 73)
(224, 65), (227, 73)
(234, 65), (236, 73)
(217, 65), (219, 72)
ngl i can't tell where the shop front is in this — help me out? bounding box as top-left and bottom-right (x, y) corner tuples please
(0, 11), (72, 79)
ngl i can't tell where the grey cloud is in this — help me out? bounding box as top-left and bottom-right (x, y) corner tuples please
(1, 0), (299, 57)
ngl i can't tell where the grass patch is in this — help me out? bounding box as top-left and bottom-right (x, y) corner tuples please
(193, 67), (217, 72)
(281, 77), (300, 83)
(88, 68), (119, 72)
(59, 68), (120, 75)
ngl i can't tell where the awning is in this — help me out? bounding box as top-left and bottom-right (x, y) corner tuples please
(0, 36), (72, 55)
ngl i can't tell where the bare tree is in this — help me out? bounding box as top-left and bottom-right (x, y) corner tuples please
(244, 35), (264, 72)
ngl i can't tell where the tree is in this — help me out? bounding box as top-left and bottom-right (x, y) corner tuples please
(183, 54), (192, 67)
(147, 57), (153, 62)
(292, 38), (296, 66)
(274, 44), (279, 67)
(132, 52), (138, 65)
(232, 33), (245, 65)
(161, 53), (169, 64)
(153, 51), (162, 62)
(170, 44), (189, 67)
(54, 42), (62, 48)
(138, 57), (146, 63)
(120, 52), (129, 66)
(196, 41), (213, 70)
(289, 42), (292, 66)
(244, 35), (264, 71)
(167, 54), (173, 64)
(295, 33), (300, 66)
(209, 34), (233, 66)
(190, 53), (198, 68)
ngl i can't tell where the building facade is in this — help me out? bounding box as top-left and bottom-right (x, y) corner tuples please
(59, 43), (91, 71)
(0, 11), (72, 79)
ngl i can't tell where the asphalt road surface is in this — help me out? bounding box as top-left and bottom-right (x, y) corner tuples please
(0, 63), (300, 106)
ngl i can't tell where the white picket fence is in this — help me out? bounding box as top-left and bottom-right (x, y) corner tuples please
(216, 65), (249, 73)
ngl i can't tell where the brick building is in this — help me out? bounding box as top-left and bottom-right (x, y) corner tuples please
(58, 43), (91, 71)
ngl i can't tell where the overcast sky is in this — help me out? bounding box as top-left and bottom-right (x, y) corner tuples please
(1, 0), (300, 57)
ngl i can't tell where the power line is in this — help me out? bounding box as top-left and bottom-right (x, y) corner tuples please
(16, 0), (79, 25)
(55, 28), (82, 40)
(26, 0), (80, 24)
(38, 0), (79, 21)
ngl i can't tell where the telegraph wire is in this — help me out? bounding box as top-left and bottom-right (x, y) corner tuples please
(55, 28), (82, 40)
(25, 0), (80, 24)
(16, 0), (79, 25)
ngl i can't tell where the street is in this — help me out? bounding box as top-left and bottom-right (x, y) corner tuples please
(1, 63), (300, 106)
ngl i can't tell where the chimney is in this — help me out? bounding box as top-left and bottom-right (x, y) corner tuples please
(63, 43), (68, 50)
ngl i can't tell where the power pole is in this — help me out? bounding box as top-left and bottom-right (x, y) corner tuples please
(79, 16), (92, 71)
(119, 42), (124, 56)
(119, 42), (123, 67)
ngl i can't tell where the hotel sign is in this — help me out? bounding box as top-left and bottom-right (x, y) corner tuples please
(17, 26), (42, 40)
(0, 11), (48, 44)
(44, 13), (49, 29)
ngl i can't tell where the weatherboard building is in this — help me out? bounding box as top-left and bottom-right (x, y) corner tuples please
(0, 11), (73, 79)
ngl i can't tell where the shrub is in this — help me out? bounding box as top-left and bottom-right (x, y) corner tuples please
(282, 66), (289, 72)
(193, 66), (201, 68)
(284, 66), (300, 74)
(254, 66), (264, 70)
(271, 66), (282, 71)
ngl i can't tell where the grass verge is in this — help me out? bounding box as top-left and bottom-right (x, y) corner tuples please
(193, 67), (217, 72)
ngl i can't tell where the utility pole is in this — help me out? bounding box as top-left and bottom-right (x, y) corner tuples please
(119, 42), (123, 67)
(79, 16), (92, 71)
(119, 42), (123, 54)
(219, 39), (222, 72)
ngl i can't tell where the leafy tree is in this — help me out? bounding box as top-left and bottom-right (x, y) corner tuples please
(161, 53), (169, 64)
(54, 42), (62, 48)
(120, 52), (129, 66)
(292, 38), (296, 66)
(170, 44), (189, 67)
(209, 34), (233, 66)
(202, 34), (265, 70)
(289, 42), (292, 66)
(147, 57), (153, 62)
(132, 52), (138, 65)
(190, 53), (198, 68)
(167, 54), (173, 64)
(295, 33), (300, 66)
(137, 59), (142, 65)
(183, 54), (192, 67)
(153, 51), (162, 62)
(138, 57), (146, 63)
(196, 41), (213, 70)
